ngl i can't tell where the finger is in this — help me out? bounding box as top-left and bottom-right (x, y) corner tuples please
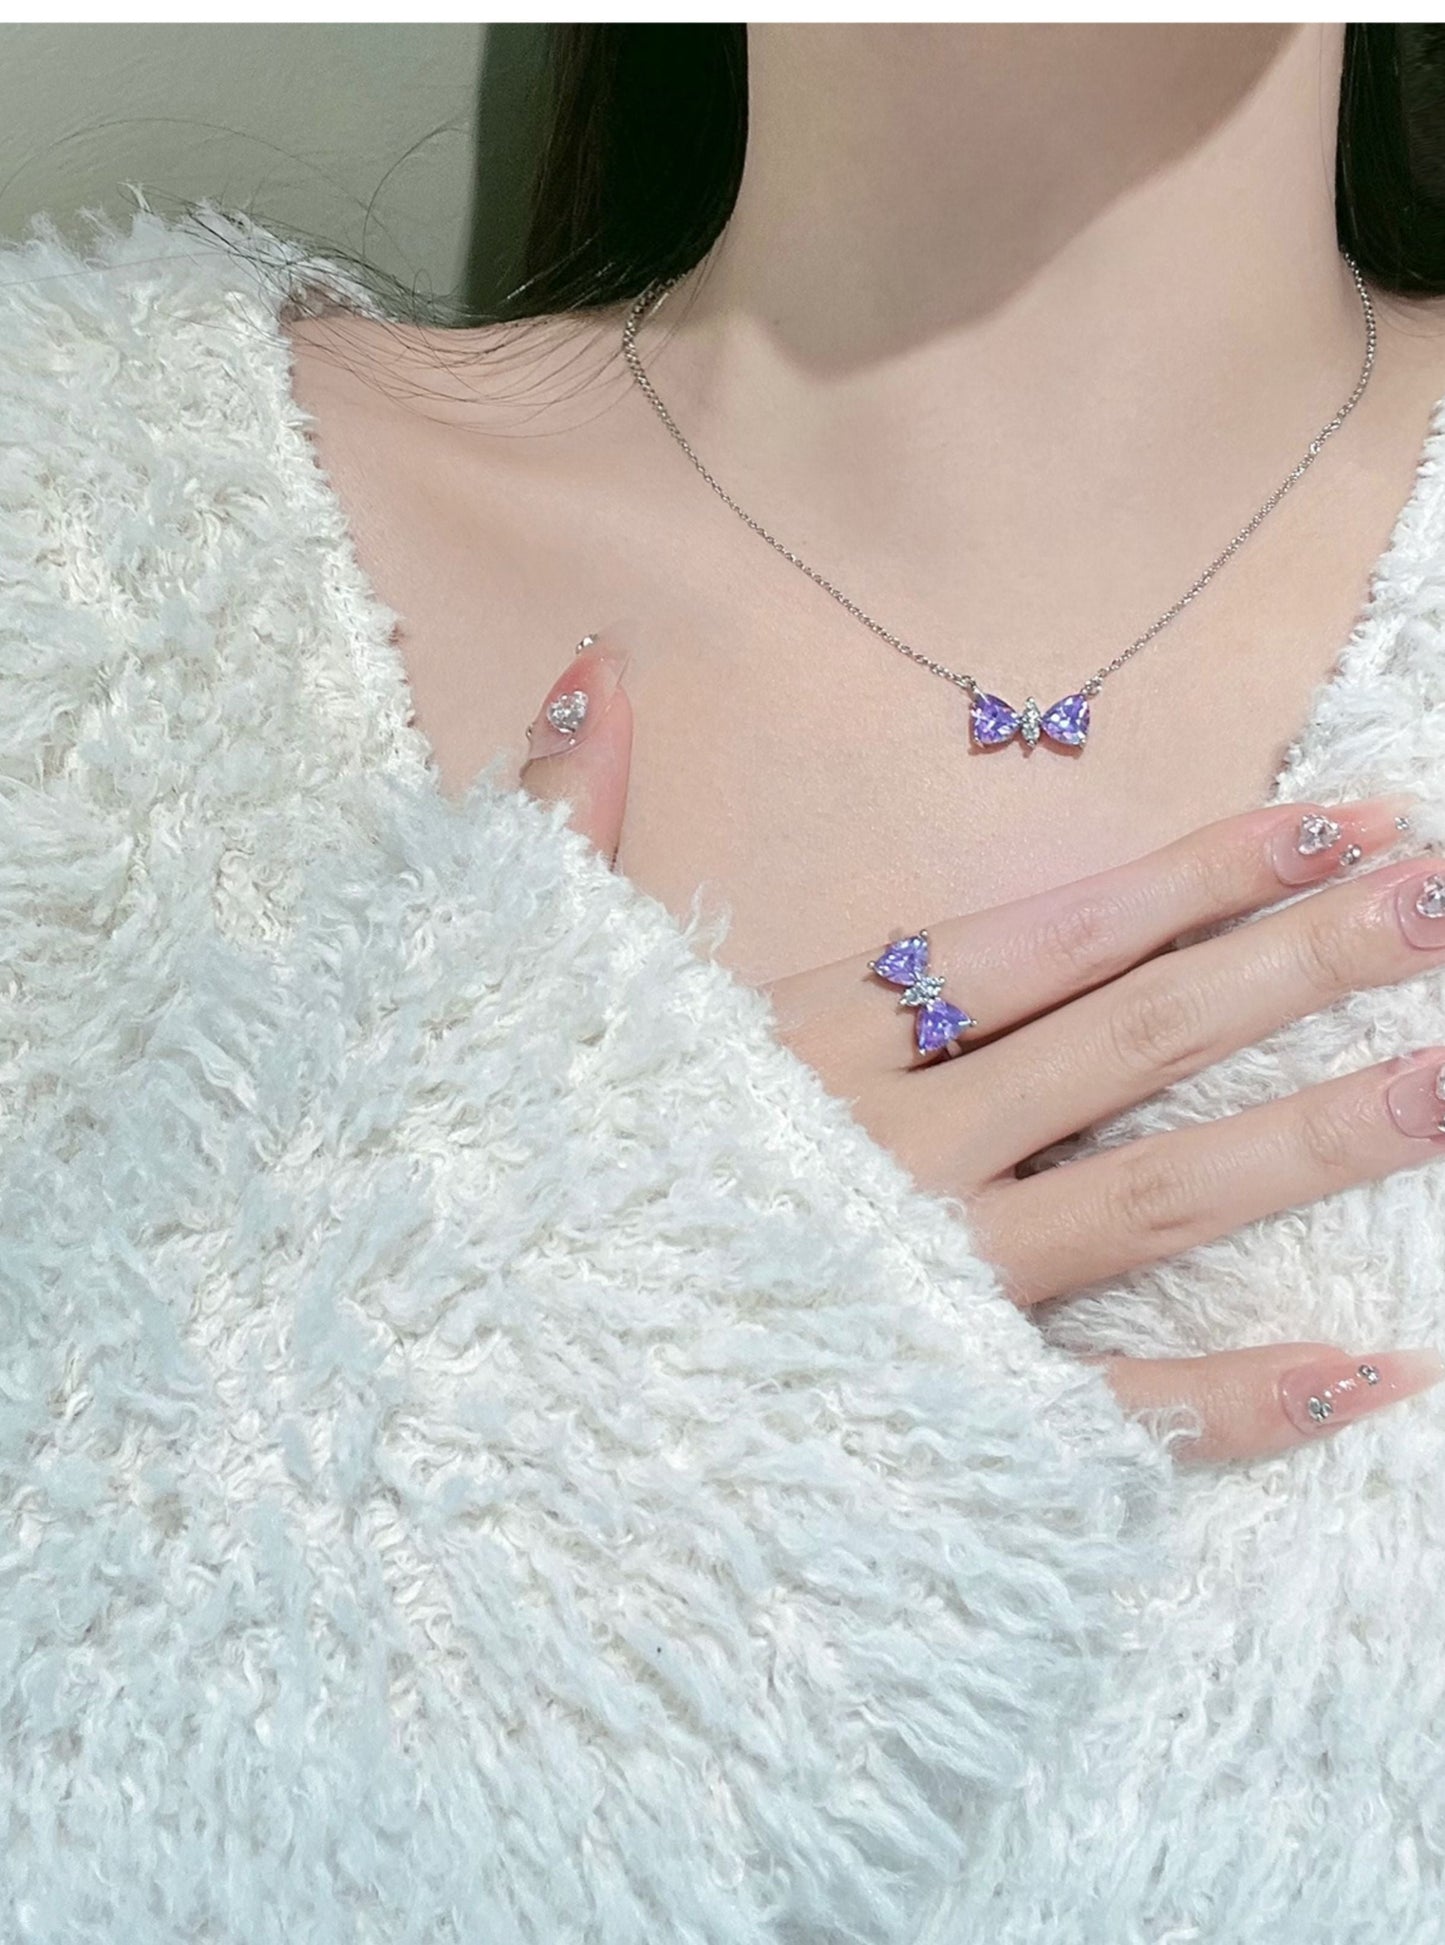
(965, 1047), (1445, 1307)
(1077, 1342), (1445, 1467)
(928, 793), (1416, 1039)
(776, 794), (1414, 1078)
(519, 633), (633, 865)
(961, 851), (1445, 1169)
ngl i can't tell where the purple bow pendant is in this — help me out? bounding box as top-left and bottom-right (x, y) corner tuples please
(868, 930), (976, 1055)
(970, 690), (1090, 751)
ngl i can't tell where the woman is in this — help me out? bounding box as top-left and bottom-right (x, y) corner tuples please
(2, 21), (1444, 1941)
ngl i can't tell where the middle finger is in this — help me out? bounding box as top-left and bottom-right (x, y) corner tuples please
(959, 855), (1445, 1175)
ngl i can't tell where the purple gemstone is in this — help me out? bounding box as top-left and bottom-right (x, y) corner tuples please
(1040, 692), (1090, 747)
(871, 934), (930, 986)
(970, 693), (1020, 747)
(916, 999), (973, 1054)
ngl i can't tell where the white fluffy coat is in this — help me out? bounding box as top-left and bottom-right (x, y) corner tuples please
(0, 199), (1441, 1943)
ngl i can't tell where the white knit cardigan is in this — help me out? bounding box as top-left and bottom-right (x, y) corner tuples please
(2, 199), (1444, 1945)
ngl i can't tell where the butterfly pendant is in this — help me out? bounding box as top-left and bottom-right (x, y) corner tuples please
(868, 930), (976, 1055)
(970, 690), (1090, 750)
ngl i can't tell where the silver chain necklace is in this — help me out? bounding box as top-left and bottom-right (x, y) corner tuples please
(621, 255), (1378, 754)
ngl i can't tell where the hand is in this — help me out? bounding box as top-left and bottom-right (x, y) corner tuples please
(520, 633), (1445, 1465)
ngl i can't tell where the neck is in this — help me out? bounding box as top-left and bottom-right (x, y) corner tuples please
(637, 26), (1375, 581)
(681, 24), (1349, 366)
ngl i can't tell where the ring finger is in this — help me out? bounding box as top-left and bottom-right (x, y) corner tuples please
(958, 853), (1445, 1177)
(779, 795), (1411, 1080)
(966, 1046), (1445, 1307)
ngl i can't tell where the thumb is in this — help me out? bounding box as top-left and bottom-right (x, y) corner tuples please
(519, 632), (633, 866)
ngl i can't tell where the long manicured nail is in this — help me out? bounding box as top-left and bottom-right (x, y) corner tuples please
(1278, 1347), (1445, 1439)
(1385, 1051), (1445, 1139)
(523, 633), (630, 762)
(1398, 868), (1445, 947)
(1270, 796), (1417, 886)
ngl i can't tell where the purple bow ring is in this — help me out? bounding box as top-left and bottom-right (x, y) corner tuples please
(970, 690), (1091, 750)
(868, 930), (977, 1056)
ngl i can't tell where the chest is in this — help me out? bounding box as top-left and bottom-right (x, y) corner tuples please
(362, 531), (1397, 987)
(290, 340), (1436, 988)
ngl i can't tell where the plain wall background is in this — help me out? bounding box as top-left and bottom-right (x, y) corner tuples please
(0, 23), (548, 308)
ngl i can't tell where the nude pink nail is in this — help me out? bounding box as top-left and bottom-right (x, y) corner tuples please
(1400, 870), (1445, 948)
(1384, 1053), (1445, 1139)
(1269, 796), (1416, 886)
(523, 634), (631, 762)
(1278, 1347), (1445, 1439)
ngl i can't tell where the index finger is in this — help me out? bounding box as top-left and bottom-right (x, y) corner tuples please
(884, 795), (1417, 1049)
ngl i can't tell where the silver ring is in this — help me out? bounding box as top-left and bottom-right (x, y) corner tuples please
(867, 929), (978, 1057)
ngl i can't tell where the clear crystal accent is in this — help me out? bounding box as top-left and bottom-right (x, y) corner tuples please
(1358, 1364), (1380, 1385)
(545, 689), (589, 737)
(901, 972), (946, 1008)
(1018, 697), (1043, 749)
(1307, 1393), (1334, 1422)
(1416, 874), (1445, 919)
(1296, 812), (1342, 856)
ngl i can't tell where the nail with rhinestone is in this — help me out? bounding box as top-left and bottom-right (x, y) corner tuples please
(1297, 812), (1342, 856)
(546, 690), (589, 737)
(1272, 799), (1422, 886)
(1397, 814), (1413, 833)
(523, 632), (631, 762)
(1384, 1053), (1445, 1138)
(1278, 1348), (1445, 1439)
(1272, 809), (1348, 885)
(1398, 871), (1445, 947)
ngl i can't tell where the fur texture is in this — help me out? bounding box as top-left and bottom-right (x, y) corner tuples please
(0, 197), (1438, 1942)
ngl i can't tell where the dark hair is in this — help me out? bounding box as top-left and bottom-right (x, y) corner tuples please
(504, 23), (1445, 319)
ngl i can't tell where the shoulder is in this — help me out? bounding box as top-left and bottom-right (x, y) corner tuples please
(0, 211), (272, 688)
(0, 199), (321, 403)
(0, 190), (622, 593)
(0, 196), (463, 500)
(0, 198), (418, 598)
(279, 275), (629, 462)
(0, 201), (395, 778)
(0, 201), (319, 533)
(275, 283), (639, 802)
(0, 194), (387, 336)
(276, 290), (625, 586)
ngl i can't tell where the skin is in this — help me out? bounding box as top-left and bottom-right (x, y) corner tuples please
(520, 641), (1445, 1463)
(282, 26), (1445, 1459)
